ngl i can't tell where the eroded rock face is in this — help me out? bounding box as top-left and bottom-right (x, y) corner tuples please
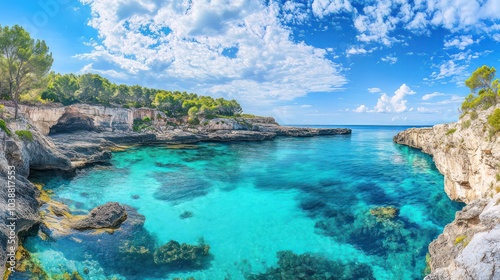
(394, 106), (500, 203)
(49, 107), (97, 134)
(424, 195), (500, 280)
(394, 105), (500, 279)
(66, 202), (128, 230)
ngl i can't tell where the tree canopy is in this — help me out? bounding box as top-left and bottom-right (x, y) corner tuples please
(40, 72), (243, 118)
(0, 25), (53, 118)
(0, 24), (243, 120)
(462, 65), (500, 113)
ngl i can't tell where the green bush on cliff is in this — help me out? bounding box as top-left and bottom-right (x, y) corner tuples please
(15, 130), (33, 141)
(133, 117), (153, 132)
(461, 65), (500, 114)
(487, 108), (500, 132)
(0, 119), (12, 136)
(445, 128), (457, 135)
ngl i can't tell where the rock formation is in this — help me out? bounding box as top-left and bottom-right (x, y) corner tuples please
(0, 102), (351, 278)
(394, 105), (500, 279)
(64, 202), (127, 230)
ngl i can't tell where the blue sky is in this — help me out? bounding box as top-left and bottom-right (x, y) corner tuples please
(3, 0), (500, 125)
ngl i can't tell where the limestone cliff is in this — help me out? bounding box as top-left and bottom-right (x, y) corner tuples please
(394, 105), (500, 279)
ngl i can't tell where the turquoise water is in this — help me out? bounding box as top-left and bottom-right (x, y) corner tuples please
(22, 126), (463, 280)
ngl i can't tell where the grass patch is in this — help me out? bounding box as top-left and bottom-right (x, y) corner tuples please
(487, 108), (500, 133)
(461, 120), (471, 129)
(470, 111), (478, 120)
(15, 130), (33, 141)
(446, 128), (457, 135)
(0, 119), (12, 136)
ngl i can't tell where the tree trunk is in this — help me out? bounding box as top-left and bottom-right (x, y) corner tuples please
(14, 98), (18, 119)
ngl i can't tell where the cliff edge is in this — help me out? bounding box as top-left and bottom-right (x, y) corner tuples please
(394, 106), (500, 279)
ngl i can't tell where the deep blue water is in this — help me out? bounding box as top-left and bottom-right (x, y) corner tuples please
(20, 126), (464, 280)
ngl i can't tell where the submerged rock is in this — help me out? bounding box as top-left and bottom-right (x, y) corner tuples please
(369, 206), (399, 221)
(247, 250), (375, 280)
(153, 240), (210, 268)
(65, 202), (127, 230)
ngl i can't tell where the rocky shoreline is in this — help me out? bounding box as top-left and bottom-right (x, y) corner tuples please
(394, 105), (500, 279)
(0, 103), (351, 277)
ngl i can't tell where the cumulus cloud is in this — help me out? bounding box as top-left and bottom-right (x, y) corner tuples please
(368, 87), (382, 93)
(307, 0), (500, 45)
(346, 46), (371, 56)
(311, 0), (352, 18)
(77, 0), (347, 103)
(374, 84), (416, 113)
(444, 35), (479, 50)
(422, 92), (445, 100)
(354, 104), (369, 113)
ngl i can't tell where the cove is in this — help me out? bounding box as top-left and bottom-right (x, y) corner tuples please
(20, 126), (464, 280)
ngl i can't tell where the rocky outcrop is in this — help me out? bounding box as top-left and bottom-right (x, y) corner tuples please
(19, 104), (164, 135)
(425, 195), (500, 280)
(65, 202), (127, 230)
(394, 105), (500, 279)
(394, 106), (500, 204)
(0, 120), (63, 277)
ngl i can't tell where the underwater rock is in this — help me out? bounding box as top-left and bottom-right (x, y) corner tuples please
(369, 206), (399, 221)
(67, 202), (127, 230)
(247, 251), (375, 280)
(153, 240), (210, 268)
(180, 211), (193, 219)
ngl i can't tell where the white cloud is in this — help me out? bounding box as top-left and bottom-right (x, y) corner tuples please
(374, 84), (416, 113)
(368, 87), (382, 93)
(430, 60), (468, 81)
(381, 55), (398, 64)
(346, 46), (371, 56)
(311, 0), (352, 18)
(422, 92), (445, 100)
(391, 116), (407, 121)
(493, 34), (500, 41)
(77, 0), (347, 104)
(417, 107), (440, 114)
(310, 0), (500, 45)
(444, 35), (479, 50)
(300, 104), (313, 108)
(421, 95), (464, 105)
(354, 104), (370, 113)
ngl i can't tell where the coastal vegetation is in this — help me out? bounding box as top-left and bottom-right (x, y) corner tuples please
(0, 25), (243, 122)
(461, 65), (500, 115)
(14, 130), (33, 141)
(0, 25), (53, 119)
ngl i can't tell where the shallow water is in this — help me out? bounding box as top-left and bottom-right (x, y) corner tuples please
(22, 126), (463, 280)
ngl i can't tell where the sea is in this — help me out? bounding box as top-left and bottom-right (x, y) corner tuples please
(17, 125), (464, 280)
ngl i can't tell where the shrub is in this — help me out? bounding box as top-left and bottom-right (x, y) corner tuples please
(487, 108), (500, 132)
(133, 117), (152, 132)
(446, 128), (457, 135)
(470, 111), (478, 120)
(454, 235), (467, 245)
(0, 119), (12, 136)
(15, 130), (34, 141)
(188, 117), (200, 125)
